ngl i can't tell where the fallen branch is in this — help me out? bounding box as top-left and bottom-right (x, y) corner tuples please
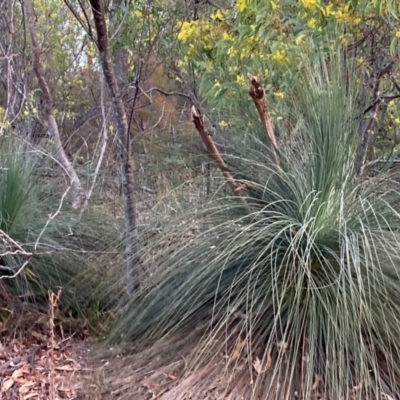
(247, 73), (279, 169)
(191, 106), (250, 211)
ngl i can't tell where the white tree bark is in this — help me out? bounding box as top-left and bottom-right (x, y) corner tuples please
(24, 0), (83, 209)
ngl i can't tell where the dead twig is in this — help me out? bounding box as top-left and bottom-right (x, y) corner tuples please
(191, 106), (250, 212)
(247, 73), (280, 169)
(48, 289), (62, 400)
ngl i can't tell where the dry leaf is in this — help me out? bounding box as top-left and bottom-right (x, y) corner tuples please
(311, 374), (322, 391)
(23, 393), (39, 399)
(264, 347), (272, 372)
(55, 365), (75, 371)
(253, 349), (272, 375)
(162, 372), (178, 380)
(2, 378), (14, 392)
(276, 341), (288, 350)
(12, 366), (26, 379)
(231, 336), (244, 361)
(19, 381), (35, 394)
(253, 357), (262, 374)
(234, 183), (248, 192)
(30, 332), (47, 342)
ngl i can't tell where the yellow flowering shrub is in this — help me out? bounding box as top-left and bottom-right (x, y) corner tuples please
(177, 21), (196, 42)
(174, 0), (400, 137)
(271, 49), (286, 63)
(235, 0), (247, 13)
(302, 0), (319, 9)
(307, 18), (317, 29)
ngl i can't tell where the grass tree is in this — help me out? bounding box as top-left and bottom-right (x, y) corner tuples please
(103, 51), (400, 399)
(0, 139), (121, 322)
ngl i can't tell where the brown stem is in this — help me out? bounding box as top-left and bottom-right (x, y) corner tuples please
(247, 73), (279, 169)
(191, 107), (250, 211)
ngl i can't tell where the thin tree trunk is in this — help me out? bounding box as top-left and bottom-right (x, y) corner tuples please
(78, 72), (108, 222)
(24, 0), (83, 209)
(89, 0), (137, 294)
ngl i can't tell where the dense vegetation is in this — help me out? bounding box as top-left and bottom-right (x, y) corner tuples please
(1, 0), (400, 398)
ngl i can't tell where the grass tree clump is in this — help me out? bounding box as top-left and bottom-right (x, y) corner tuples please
(0, 140), (121, 322)
(104, 54), (400, 399)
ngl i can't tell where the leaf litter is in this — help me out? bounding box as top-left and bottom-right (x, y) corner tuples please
(0, 314), (89, 400)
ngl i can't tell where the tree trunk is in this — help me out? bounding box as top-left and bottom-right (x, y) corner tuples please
(24, 0), (83, 209)
(89, 0), (137, 294)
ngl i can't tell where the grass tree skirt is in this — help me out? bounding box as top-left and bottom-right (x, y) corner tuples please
(101, 193), (400, 399)
(99, 54), (400, 399)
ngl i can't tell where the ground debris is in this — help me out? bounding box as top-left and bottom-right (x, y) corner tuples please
(1, 323), (87, 399)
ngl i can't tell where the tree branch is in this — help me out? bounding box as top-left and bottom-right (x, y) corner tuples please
(144, 86), (194, 102)
(356, 61), (395, 177)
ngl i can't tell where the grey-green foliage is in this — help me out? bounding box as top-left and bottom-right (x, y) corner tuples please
(0, 139), (120, 317)
(107, 52), (400, 399)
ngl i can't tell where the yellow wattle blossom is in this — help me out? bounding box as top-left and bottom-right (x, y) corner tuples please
(396, 30), (400, 38)
(302, 0), (318, 9)
(331, 4), (352, 23)
(236, 75), (246, 86)
(272, 49), (286, 63)
(219, 120), (228, 128)
(177, 21), (196, 42)
(322, 3), (334, 16)
(322, 4), (360, 26)
(211, 10), (225, 21)
(307, 18), (317, 29)
(222, 31), (232, 41)
(235, 0), (247, 13)
(228, 65), (240, 74)
(246, 35), (259, 45)
(227, 47), (239, 57)
(274, 91), (285, 100)
(394, 118), (400, 126)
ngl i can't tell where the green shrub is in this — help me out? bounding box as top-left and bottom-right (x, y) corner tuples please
(0, 140), (121, 323)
